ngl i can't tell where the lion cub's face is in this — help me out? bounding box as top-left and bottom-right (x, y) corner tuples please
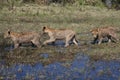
(4, 30), (11, 38)
(91, 29), (99, 38)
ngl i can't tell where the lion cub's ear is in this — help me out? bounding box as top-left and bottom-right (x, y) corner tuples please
(7, 29), (11, 34)
(90, 29), (92, 32)
(43, 26), (47, 31)
(43, 26), (46, 29)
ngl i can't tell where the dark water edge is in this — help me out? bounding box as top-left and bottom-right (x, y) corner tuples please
(0, 53), (120, 80)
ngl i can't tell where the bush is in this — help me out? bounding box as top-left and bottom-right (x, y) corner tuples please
(33, 0), (75, 5)
(0, 0), (23, 10)
(0, 0), (119, 10)
(75, 0), (104, 7)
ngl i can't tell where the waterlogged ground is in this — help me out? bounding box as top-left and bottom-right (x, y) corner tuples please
(0, 53), (120, 80)
(0, 40), (120, 80)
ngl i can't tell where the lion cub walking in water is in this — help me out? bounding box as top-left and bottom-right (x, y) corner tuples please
(91, 27), (119, 44)
(43, 26), (78, 47)
(4, 30), (41, 49)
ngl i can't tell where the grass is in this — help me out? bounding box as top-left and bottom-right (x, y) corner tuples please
(0, 4), (120, 65)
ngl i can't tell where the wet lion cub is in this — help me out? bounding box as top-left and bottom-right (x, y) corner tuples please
(90, 27), (119, 44)
(4, 30), (41, 48)
(43, 26), (78, 47)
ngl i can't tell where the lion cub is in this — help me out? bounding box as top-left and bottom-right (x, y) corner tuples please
(42, 26), (78, 47)
(4, 30), (41, 48)
(90, 27), (119, 44)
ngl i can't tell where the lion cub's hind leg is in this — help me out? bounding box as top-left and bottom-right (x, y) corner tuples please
(72, 36), (78, 46)
(14, 42), (19, 49)
(65, 34), (75, 47)
(109, 32), (119, 43)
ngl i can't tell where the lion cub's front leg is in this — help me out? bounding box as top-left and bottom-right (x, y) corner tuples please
(98, 37), (103, 45)
(14, 42), (19, 49)
(65, 38), (70, 47)
(43, 38), (55, 45)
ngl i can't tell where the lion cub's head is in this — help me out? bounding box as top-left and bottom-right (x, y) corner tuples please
(4, 29), (11, 38)
(43, 26), (53, 33)
(90, 28), (99, 38)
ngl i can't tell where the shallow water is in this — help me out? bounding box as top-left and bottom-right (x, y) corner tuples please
(0, 53), (120, 80)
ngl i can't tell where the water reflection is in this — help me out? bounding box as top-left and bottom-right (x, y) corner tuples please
(0, 53), (120, 80)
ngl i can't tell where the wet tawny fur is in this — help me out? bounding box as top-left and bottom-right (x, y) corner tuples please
(91, 27), (119, 44)
(43, 26), (78, 47)
(4, 30), (41, 48)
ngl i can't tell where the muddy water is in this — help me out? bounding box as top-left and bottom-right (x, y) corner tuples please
(0, 53), (120, 80)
